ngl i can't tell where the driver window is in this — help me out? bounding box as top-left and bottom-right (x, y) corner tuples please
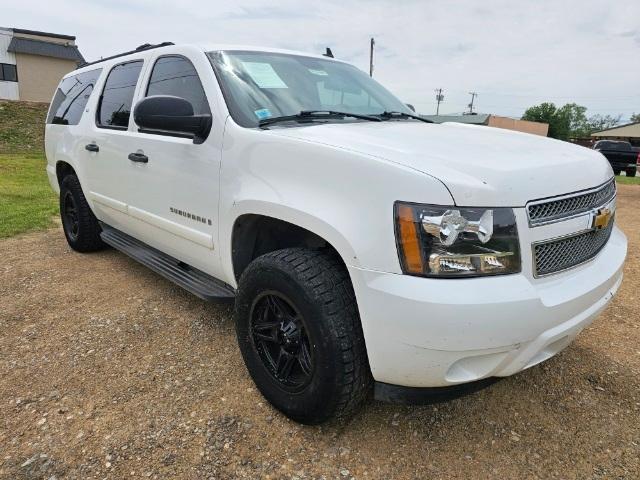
(146, 56), (210, 115)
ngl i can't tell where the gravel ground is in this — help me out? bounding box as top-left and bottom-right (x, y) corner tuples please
(1, 185), (639, 480)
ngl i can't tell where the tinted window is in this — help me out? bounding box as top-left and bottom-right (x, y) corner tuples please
(47, 68), (102, 125)
(146, 56), (210, 115)
(97, 61), (143, 128)
(596, 141), (631, 151)
(0, 63), (18, 82)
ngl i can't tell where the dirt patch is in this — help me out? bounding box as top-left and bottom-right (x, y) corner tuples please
(1, 186), (639, 479)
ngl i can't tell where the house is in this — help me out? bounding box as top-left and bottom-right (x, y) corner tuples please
(421, 113), (549, 137)
(591, 122), (640, 147)
(0, 27), (84, 103)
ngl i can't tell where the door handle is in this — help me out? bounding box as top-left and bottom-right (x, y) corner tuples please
(85, 143), (99, 152)
(128, 152), (149, 163)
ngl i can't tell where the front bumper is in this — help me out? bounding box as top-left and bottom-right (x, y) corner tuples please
(349, 224), (626, 388)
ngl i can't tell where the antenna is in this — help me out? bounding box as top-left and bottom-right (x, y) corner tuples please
(369, 38), (375, 77)
(323, 47), (334, 58)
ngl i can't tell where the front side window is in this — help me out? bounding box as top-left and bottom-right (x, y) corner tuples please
(208, 50), (410, 127)
(146, 56), (210, 115)
(97, 60), (143, 129)
(47, 68), (102, 125)
(0, 63), (18, 82)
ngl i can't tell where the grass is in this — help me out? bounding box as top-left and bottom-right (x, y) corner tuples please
(0, 100), (48, 154)
(0, 154), (58, 238)
(614, 173), (640, 185)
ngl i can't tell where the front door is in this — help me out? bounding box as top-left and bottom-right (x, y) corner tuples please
(118, 53), (223, 278)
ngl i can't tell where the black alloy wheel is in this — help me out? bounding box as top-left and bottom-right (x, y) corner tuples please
(58, 174), (105, 252)
(250, 292), (314, 391)
(61, 190), (80, 242)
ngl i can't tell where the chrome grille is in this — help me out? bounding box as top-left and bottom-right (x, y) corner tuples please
(533, 219), (614, 276)
(527, 180), (616, 226)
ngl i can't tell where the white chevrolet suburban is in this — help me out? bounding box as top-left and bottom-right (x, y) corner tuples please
(45, 42), (627, 424)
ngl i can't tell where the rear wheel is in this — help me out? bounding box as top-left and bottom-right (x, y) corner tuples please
(234, 248), (371, 424)
(59, 175), (105, 252)
(625, 168), (636, 177)
(613, 168), (621, 176)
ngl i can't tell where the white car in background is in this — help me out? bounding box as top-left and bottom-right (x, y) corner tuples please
(45, 42), (626, 424)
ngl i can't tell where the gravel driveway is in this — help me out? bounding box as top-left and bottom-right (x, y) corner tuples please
(1, 185), (639, 479)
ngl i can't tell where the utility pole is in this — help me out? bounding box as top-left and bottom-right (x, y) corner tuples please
(369, 38), (375, 77)
(467, 92), (478, 114)
(435, 88), (444, 115)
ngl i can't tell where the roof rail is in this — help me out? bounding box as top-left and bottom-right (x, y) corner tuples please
(77, 41), (174, 69)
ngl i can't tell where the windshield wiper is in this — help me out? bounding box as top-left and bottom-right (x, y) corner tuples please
(259, 110), (382, 127)
(378, 111), (433, 123)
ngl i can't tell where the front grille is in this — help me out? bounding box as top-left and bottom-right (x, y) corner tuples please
(533, 219), (614, 276)
(527, 180), (616, 226)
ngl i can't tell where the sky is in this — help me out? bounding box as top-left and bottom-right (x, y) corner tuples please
(5, 0), (640, 119)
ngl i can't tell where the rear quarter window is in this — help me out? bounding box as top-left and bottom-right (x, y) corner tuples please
(47, 68), (102, 125)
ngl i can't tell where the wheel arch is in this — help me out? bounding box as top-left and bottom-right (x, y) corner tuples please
(55, 160), (77, 186)
(227, 205), (358, 284)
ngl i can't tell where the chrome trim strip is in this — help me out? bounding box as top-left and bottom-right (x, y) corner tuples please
(526, 178), (616, 227)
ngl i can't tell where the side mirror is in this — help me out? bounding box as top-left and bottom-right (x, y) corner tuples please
(134, 95), (212, 144)
(406, 103), (416, 112)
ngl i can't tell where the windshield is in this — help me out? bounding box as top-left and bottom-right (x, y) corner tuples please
(207, 50), (412, 127)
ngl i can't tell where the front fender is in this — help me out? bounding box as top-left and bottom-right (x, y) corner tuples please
(219, 122), (454, 285)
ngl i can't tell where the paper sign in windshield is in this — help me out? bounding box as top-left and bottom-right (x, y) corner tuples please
(242, 62), (288, 89)
(308, 69), (329, 76)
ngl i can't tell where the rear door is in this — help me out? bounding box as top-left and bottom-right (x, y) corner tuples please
(118, 53), (224, 277)
(82, 59), (146, 228)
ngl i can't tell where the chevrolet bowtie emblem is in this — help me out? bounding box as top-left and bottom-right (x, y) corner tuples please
(592, 207), (612, 230)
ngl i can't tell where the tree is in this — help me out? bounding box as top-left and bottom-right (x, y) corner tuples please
(522, 102), (623, 139)
(631, 112), (640, 123)
(588, 114), (622, 133)
(557, 103), (589, 138)
(522, 102), (570, 140)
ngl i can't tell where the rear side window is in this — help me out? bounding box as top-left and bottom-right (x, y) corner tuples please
(47, 68), (101, 125)
(146, 56), (210, 115)
(97, 60), (144, 129)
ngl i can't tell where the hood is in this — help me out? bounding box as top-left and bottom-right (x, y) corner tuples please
(270, 121), (613, 206)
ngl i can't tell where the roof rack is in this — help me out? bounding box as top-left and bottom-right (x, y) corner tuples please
(77, 41), (174, 69)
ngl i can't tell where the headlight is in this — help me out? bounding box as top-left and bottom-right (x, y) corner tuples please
(394, 202), (521, 277)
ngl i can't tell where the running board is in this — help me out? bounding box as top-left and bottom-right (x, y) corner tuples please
(100, 225), (235, 301)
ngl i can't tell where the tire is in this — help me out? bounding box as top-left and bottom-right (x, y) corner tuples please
(626, 168), (636, 177)
(234, 248), (371, 424)
(613, 168), (621, 176)
(59, 174), (105, 252)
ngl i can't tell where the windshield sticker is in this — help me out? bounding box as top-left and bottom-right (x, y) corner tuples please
(254, 108), (272, 120)
(308, 69), (329, 76)
(242, 62), (288, 89)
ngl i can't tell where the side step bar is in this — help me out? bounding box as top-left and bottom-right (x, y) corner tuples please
(100, 225), (235, 301)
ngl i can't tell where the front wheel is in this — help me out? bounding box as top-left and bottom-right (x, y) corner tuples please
(626, 168), (637, 177)
(613, 168), (621, 176)
(234, 248), (371, 424)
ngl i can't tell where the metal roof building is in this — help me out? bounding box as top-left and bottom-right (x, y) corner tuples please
(591, 122), (640, 146)
(421, 113), (549, 136)
(0, 27), (84, 103)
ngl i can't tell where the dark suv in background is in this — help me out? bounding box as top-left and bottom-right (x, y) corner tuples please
(593, 140), (639, 177)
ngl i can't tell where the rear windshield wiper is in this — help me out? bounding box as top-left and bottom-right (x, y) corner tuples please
(259, 110), (382, 127)
(378, 111), (433, 123)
